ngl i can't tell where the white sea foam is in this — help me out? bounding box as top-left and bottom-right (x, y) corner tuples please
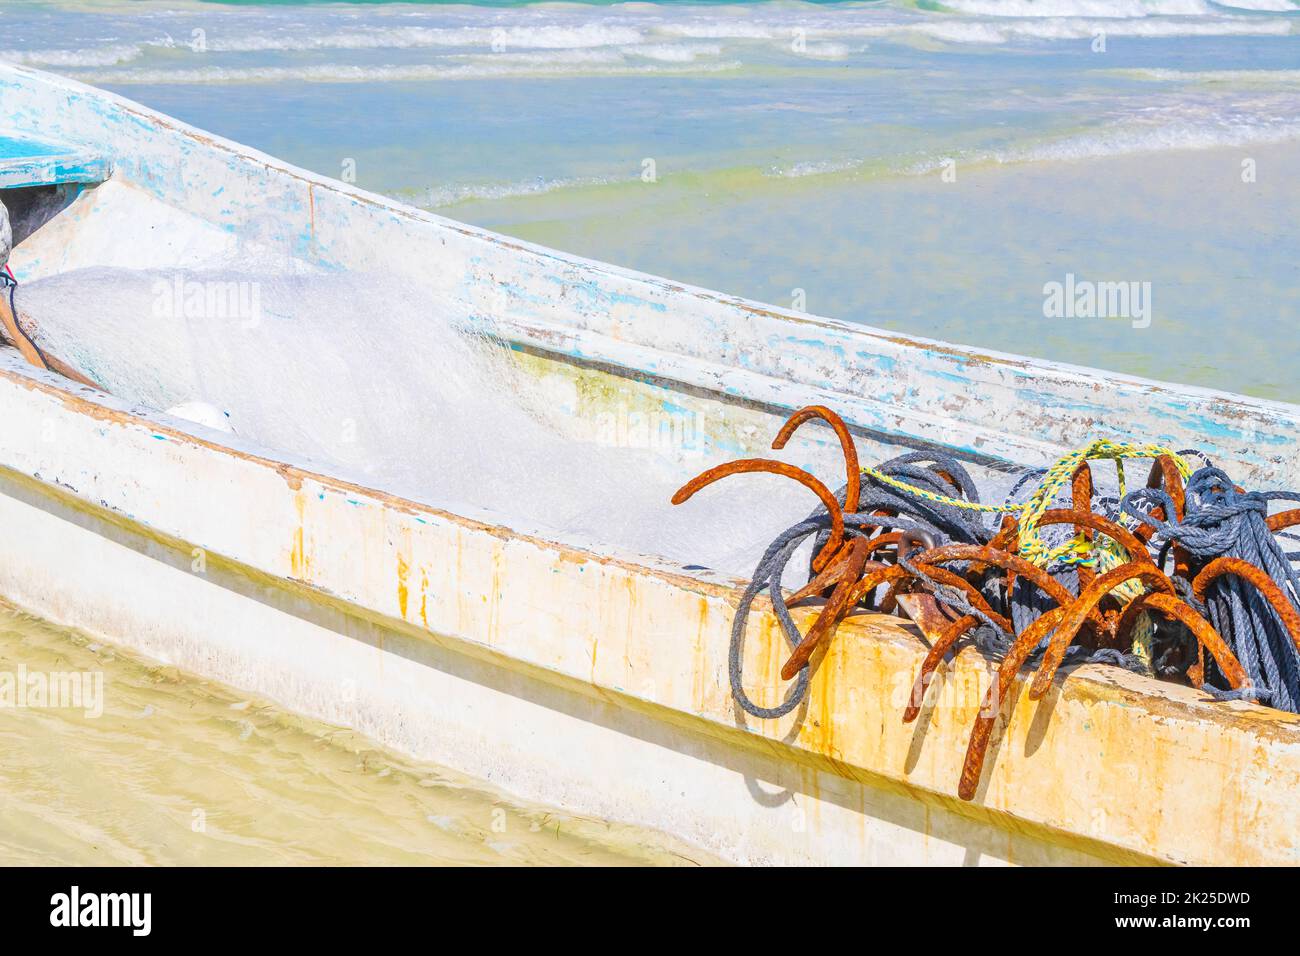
(657, 21), (780, 40)
(941, 0), (1221, 17)
(203, 23), (650, 53)
(1003, 118), (1300, 161)
(800, 41), (853, 60)
(987, 16), (1293, 37)
(414, 174), (624, 209)
(0, 43), (148, 68)
(1118, 67), (1300, 82)
(0, 26), (660, 67)
(622, 42), (724, 62)
(891, 16), (1294, 42)
(654, 12), (1295, 47)
(771, 97), (1300, 182)
(947, 0), (1296, 14)
(73, 58), (742, 86)
(769, 158), (864, 179)
(49, 16), (1298, 90)
(1211, 0), (1298, 9)
(15, 0), (1296, 91)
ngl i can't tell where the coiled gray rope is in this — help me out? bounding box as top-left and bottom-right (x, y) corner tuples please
(729, 452), (996, 718)
(1122, 466), (1300, 711)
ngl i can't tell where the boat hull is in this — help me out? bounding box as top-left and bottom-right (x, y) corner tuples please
(2, 63), (1300, 864)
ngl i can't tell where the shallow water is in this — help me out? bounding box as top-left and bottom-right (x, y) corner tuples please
(0, 600), (718, 865)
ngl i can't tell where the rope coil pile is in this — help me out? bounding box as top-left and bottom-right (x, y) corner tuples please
(672, 405), (1300, 800)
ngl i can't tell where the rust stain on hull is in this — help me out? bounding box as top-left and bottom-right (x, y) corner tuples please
(396, 552), (410, 620)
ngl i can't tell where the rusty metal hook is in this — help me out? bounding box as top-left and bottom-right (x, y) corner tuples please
(771, 405), (861, 515)
(672, 458), (846, 571)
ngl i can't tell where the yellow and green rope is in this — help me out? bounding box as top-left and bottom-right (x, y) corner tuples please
(859, 438), (1191, 574)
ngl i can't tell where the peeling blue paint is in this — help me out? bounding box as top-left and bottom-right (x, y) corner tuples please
(0, 132), (110, 189)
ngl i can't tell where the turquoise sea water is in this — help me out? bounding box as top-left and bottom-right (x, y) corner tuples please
(2, 0), (1298, 398)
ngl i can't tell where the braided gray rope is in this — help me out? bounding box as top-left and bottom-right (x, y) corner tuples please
(729, 452), (996, 718)
(1122, 466), (1300, 711)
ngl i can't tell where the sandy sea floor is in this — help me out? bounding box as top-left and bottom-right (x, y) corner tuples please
(0, 601), (720, 866)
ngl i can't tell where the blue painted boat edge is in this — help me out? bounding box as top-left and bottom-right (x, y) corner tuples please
(0, 131), (112, 189)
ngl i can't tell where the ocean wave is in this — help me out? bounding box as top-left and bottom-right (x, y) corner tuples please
(1211, 0), (1299, 9)
(906, 15), (1292, 40)
(619, 42), (724, 62)
(998, 119), (1300, 162)
(766, 109), (1300, 182)
(203, 23), (649, 53)
(0, 26), (664, 67)
(800, 41), (855, 59)
(0, 43), (148, 68)
(943, 0), (1297, 14)
(895, 112), (1300, 174)
(768, 158), (864, 178)
(657, 21), (780, 40)
(7, 0), (1297, 93)
(1114, 67), (1300, 82)
(942, 0), (1223, 17)
(10, 2), (1295, 82)
(72, 57), (742, 86)
(427, 105), (1300, 208)
(412, 174), (625, 209)
(659, 13), (1292, 45)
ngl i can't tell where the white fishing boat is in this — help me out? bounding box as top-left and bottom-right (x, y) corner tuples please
(1, 62), (1297, 866)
